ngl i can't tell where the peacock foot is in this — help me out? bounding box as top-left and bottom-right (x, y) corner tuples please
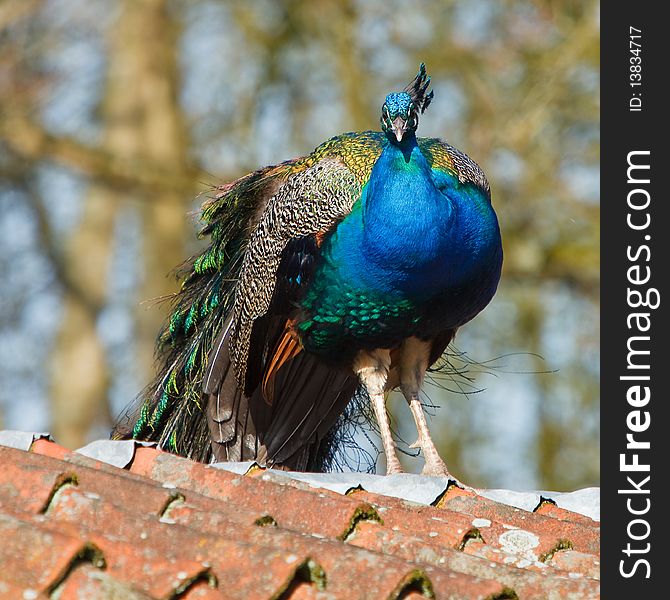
(421, 456), (473, 491)
(385, 456), (404, 475)
(421, 455), (453, 478)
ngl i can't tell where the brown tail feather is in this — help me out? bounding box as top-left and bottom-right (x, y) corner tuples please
(204, 311), (357, 469)
(254, 351), (357, 468)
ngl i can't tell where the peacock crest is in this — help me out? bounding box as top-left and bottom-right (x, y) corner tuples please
(405, 62), (434, 114)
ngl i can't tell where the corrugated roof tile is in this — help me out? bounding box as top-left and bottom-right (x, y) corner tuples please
(534, 498), (599, 526)
(436, 484), (600, 557)
(126, 448), (385, 540)
(0, 458), (78, 515)
(179, 579), (225, 600)
(548, 550), (600, 580)
(54, 565), (154, 600)
(0, 512), (105, 595)
(0, 434), (600, 599)
(347, 514), (599, 599)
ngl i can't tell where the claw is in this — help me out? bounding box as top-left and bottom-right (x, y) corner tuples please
(421, 457), (452, 478)
(421, 459), (473, 491)
(385, 460), (404, 475)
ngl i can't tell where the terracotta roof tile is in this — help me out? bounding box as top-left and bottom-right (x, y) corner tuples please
(179, 580), (223, 600)
(436, 485), (600, 556)
(0, 512), (105, 595)
(533, 497), (599, 526)
(30, 436), (69, 460)
(127, 448), (384, 541)
(0, 435), (600, 599)
(52, 565), (155, 600)
(345, 499), (599, 598)
(547, 550), (600, 580)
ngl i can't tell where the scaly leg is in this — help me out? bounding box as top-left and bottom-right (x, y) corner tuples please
(354, 349), (403, 475)
(399, 337), (454, 479)
(407, 395), (453, 478)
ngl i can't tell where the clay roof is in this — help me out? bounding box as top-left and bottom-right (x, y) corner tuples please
(0, 432), (599, 599)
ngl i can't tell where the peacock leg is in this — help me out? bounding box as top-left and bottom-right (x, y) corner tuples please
(407, 396), (454, 478)
(399, 337), (454, 479)
(354, 349), (403, 475)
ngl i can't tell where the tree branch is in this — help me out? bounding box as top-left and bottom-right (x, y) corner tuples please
(0, 113), (208, 196)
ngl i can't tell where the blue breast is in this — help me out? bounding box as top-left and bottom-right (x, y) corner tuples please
(328, 139), (498, 297)
(298, 135), (502, 353)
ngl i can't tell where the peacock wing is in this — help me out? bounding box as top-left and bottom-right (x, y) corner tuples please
(230, 157), (363, 388)
(205, 134), (386, 468)
(113, 159), (299, 460)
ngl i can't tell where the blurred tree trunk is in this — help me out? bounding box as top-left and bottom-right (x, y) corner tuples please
(50, 193), (115, 448)
(112, 0), (190, 385)
(50, 0), (189, 447)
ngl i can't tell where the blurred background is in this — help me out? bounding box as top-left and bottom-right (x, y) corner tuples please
(0, 0), (599, 491)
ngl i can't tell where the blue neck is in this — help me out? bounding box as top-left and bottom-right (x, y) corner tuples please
(360, 135), (453, 279)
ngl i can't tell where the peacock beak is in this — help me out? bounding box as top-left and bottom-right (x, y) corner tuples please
(391, 116), (407, 142)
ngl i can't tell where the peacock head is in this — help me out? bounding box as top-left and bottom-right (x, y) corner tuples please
(381, 63), (434, 143)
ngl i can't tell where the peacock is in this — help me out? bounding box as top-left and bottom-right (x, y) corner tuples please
(113, 64), (503, 478)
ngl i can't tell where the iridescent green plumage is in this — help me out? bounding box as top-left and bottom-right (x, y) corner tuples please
(117, 160), (292, 458)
